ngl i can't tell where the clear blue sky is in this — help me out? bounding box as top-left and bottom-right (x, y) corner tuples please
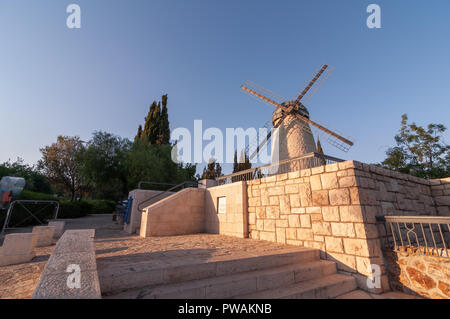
(1, 0), (449, 175)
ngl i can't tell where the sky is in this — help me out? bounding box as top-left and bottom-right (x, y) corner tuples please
(0, 0), (449, 175)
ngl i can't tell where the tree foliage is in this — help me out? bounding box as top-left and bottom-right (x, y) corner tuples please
(0, 158), (52, 194)
(79, 131), (132, 200)
(232, 150), (251, 173)
(381, 114), (450, 179)
(125, 140), (196, 189)
(38, 136), (86, 200)
(137, 94), (171, 145)
(201, 158), (223, 179)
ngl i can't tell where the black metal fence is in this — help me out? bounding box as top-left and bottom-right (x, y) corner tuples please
(377, 215), (450, 259)
(216, 152), (344, 185)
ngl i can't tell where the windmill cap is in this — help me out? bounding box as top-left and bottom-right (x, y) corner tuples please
(272, 101), (310, 125)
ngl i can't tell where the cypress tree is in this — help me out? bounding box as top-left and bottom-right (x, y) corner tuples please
(135, 125), (143, 143)
(159, 94), (170, 144)
(317, 138), (326, 165)
(142, 102), (157, 143)
(138, 94), (171, 145)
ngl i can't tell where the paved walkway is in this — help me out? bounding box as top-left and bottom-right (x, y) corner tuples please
(0, 214), (424, 299)
(337, 289), (423, 299)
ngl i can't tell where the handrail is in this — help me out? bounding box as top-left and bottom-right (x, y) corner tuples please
(137, 181), (198, 211)
(1, 200), (60, 234)
(216, 152), (344, 185)
(138, 181), (177, 189)
(378, 215), (450, 259)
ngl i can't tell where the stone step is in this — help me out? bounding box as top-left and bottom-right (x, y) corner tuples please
(104, 259), (336, 299)
(99, 247), (319, 294)
(237, 274), (357, 299)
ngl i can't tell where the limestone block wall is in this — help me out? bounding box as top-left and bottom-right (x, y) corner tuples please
(246, 160), (443, 293)
(125, 189), (174, 234)
(430, 177), (450, 216)
(383, 250), (450, 299)
(140, 188), (205, 237)
(204, 182), (248, 238)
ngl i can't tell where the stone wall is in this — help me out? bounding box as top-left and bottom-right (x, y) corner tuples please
(384, 250), (450, 299)
(430, 177), (450, 216)
(140, 188), (205, 237)
(246, 160), (443, 293)
(125, 189), (174, 234)
(204, 182), (248, 238)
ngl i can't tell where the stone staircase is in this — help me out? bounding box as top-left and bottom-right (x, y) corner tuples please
(101, 247), (357, 299)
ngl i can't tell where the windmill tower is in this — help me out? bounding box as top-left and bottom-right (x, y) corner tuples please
(241, 64), (354, 167)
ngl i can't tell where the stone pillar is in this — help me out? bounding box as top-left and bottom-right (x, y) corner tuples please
(0, 233), (37, 266)
(32, 226), (55, 247)
(48, 221), (66, 238)
(198, 179), (218, 189)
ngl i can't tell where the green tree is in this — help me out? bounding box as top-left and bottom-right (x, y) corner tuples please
(142, 101), (159, 144)
(138, 95), (171, 145)
(79, 131), (132, 200)
(135, 125), (143, 143)
(232, 150), (251, 173)
(158, 94), (171, 144)
(201, 158), (223, 179)
(0, 158), (52, 194)
(125, 141), (196, 190)
(316, 138), (326, 165)
(381, 114), (450, 179)
(38, 136), (86, 200)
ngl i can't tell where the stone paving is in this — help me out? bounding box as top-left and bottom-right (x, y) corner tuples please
(0, 214), (297, 299)
(0, 214), (423, 299)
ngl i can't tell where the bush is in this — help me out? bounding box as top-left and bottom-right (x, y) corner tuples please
(0, 191), (115, 228)
(16, 190), (56, 201)
(84, 200), (116, 214)
(58, 201), (90, 219)
(0, 191), (59, 227)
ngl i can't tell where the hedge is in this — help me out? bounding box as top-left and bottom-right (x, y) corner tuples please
(0, 191), (117, 227)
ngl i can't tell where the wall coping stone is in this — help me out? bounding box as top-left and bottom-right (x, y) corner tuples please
(32, 229), (101, 299)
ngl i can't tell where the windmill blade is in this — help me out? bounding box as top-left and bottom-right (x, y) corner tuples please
(294, 64), (328, 106)
(249, 129), (273, 161)
(240, 85), (287, 110)
(294, 113), (354, 152)
(246, 118), (272, 160)
(299, 65), (335, 107)
(249, 112), (288, 161)
(243, 81), (289, 105)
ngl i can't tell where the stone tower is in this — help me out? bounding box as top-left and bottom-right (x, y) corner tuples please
(270, 101), (317, 165)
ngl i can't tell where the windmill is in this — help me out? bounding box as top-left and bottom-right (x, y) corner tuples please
(240, 64), (354, 167)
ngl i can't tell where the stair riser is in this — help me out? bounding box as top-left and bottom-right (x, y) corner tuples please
(100, 249), (319, 294)
(146, 262), (337, 299)
(281, 279), (357, 299)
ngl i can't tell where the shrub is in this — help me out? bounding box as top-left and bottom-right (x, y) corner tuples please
(0, 191), (116, 229)
(57, 201), (90, 219)
(0, 191), (59, 227)
(84, 200), (116, 214)
(16, 190), (56, 201)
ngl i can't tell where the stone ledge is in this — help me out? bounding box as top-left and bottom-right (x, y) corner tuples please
(32, 229), (101, 299)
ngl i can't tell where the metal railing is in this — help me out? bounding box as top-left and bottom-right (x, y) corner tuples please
(1, 200), (60, 235)
(378, 215), (450, 259)
(136, 181), (198, 212)
(216, 152), (344, 185)
(138, 181), (177, 190)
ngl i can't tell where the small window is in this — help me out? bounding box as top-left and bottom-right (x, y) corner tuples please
(217, 197), (226, 214)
